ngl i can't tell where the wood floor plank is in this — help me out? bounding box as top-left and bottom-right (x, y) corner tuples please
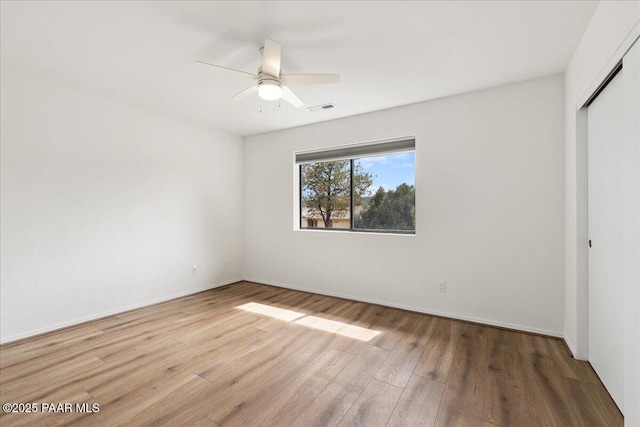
(367, 306), (416, 351)
(170, 324), (268, 376)
(123, 375), (219, 427)
(215, 347), (353, 426)
(196, 322), (318, 385)
(82, 340), (195, 400)
(515, 332), (552, 358)
(337, 378), (403, 426)
(374, 314), (434, 388)
(564, 377), (623, 427)
(482, 328), (530, 427)
(93, 308), (181, 332)
(1, 355), (106, 401)
(69, 371), (209, 427)
(0, 282), (621, 427)
(520, 353), (574, 427)
(434, 323), (487, 427)
(94, 334), (185, 365)
(0, 326), (104, 365)
(289, 345), (390, 426)
(414, 317), (463, 382)
(1, 343), (90, 384)
(205, 328), (338, 425)
(387, 374), (445, 427)
(170, 308), (261, 345)
(256, 348), (355, 427)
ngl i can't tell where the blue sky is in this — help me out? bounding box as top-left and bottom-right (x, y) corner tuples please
(356, 152), (415, 194)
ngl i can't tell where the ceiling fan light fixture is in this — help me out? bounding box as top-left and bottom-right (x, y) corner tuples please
(258, 80), (283, 101)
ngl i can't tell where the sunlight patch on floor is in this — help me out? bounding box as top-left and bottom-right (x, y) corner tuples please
(236, 302), (380, 341)
(236, 302), (305, 321)
(295, 315), (380, 341)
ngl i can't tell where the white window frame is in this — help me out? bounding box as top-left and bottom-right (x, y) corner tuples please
(295, 136), (416, 234)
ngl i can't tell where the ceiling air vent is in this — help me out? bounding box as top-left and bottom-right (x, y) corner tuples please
(307, 103), (337, 112)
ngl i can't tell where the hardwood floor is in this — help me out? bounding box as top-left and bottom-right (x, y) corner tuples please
(0, 281), (622, 426)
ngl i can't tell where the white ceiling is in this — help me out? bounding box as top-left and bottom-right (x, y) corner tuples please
(1, 1), (598, 137)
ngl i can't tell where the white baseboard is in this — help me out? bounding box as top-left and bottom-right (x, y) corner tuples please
(0, 277), (243, 345)
(244, 277), (564, 338)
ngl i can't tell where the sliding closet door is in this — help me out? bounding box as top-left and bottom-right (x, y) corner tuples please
(587, 40), (639, 414)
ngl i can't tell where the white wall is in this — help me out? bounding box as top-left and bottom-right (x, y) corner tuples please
(244, 75), (565, 336)
(0, 67), (244, 342)
(564, 0), (640, 360)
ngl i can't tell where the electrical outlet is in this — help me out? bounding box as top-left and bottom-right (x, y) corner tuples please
(439, 281), (446, 292)
(192, 265), (197, 275)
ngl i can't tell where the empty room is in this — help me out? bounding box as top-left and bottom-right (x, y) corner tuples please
(1, 1), (639, 426)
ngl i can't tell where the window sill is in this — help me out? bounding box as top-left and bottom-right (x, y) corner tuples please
(296, 228), (415, 236)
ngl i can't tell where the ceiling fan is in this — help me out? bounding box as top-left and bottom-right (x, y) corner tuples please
(196, 39), (339, 108)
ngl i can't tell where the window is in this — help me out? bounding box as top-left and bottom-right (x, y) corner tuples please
(297, 137), (415, 234)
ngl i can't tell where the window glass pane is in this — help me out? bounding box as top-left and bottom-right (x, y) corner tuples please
(353, 152), (416, 231)
(300, 160), (351, 229)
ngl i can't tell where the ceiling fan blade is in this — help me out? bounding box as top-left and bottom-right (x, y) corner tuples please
(261, 39), (281, 77)
(281, 74), (340, 86)
(281, 86), (304, 108)
(230, 84), (258, 101)
(195, 61), (259, 80)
